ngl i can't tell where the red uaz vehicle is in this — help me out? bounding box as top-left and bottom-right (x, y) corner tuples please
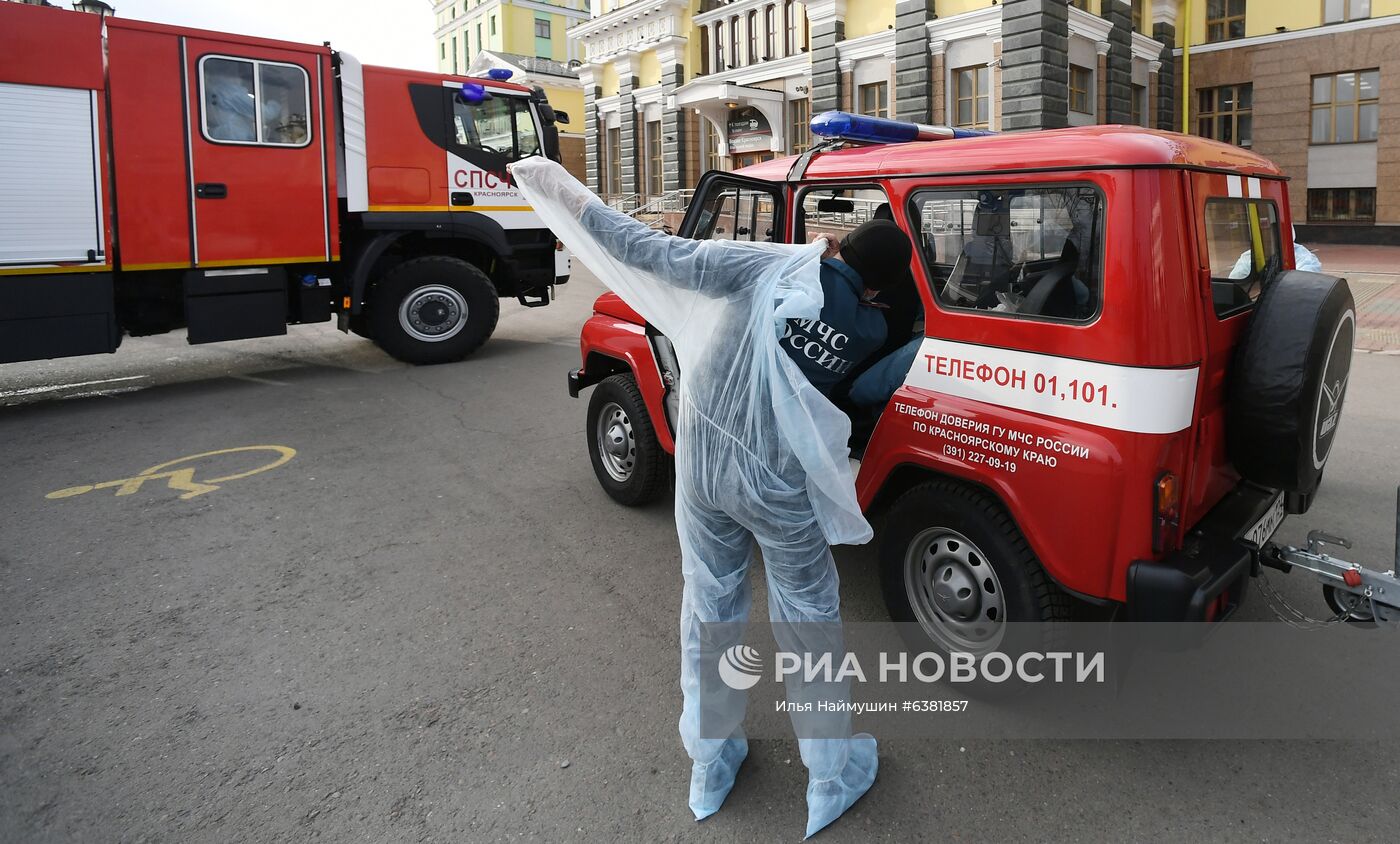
(0, 2), (570, 366)
(568, 113), (1364, 649)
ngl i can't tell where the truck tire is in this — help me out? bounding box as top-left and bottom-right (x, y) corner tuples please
(1228, 270), (1355, 496)
(369, 256), (499, 364)
(880, 479), (1070, 658)
(586, 374), (667, 506)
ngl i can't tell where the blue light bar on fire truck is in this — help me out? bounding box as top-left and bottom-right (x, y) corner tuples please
(486, 68), (514, 81)
(809, 111), (996, 145)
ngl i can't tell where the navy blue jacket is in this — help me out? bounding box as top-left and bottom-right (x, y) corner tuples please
(779, 259), (887, 396)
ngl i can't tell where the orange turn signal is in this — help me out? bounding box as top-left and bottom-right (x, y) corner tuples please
(1155, 472), (1180, 518)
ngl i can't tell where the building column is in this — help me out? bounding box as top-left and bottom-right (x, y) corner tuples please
(930, 40), (947, 125)
(999, 0), (1070, 131)
(1152, 21), (1177, 131)
(1096, 41), (1110, 124)
(806, 0), (846, 115)
(579, 66), (602, 194)
(615, 52), (640, 197)
(839, 60), (854, 112)
(1101, 0), (1134, 124)
(894, 0), (937, 124)
(654, 37), (689, 192)
(1147, 60), (1161, 129)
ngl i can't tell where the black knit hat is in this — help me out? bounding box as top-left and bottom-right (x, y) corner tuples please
(839, 219), (913, 291)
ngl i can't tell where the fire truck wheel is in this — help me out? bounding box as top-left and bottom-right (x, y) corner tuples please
(1228, 270), (1355, 497)
(369, 256), (500, 364)
(586, 374), (667, 506)
(880, 479), (1070, 658)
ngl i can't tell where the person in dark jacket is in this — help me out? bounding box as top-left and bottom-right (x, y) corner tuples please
(781, 219), (915, 397)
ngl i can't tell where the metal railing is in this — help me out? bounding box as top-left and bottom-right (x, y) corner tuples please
(607, 190), (695, 230)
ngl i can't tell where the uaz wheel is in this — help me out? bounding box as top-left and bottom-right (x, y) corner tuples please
(369, 256), (499, 364)
(586, 373), (667, 506)
(881, 479), (1070, 658)
(1228, 270), (1355, 498)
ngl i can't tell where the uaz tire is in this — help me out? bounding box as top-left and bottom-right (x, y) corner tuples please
(1228, 270), (1355, 497)
(880, 479), (1070, 661)
(369, 256), (499, 364)
(586, 374), (667, 506)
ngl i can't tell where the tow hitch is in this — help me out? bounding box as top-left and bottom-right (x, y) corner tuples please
(1256, 487), (1400, 626)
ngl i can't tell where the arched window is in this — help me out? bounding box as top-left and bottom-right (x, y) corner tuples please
(747, 11), (758, 64)
(714, 21), (725, 69)
(765, 5), (776, 60)
(730, 15), (740, 67)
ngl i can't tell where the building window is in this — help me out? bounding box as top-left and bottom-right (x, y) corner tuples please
(704, 120), (722, 172)
(1312, 70), (1379, 144)
(730, 15), (740, 67)
(1206, 0), (1245, 43)
(765, 4), (777, 60)
(1309, 187), (1377, 222)
(699, 25), (710, 75)
(785, 1), (804, 56)
(1069, 64), (1092, 114)
(477, 22), (484, 54)
(647, 120), (663, 196)
(535, 17), (550, 38)
(490, 15), (496, 35)
(440, 42), (446, 61)
(1131, 84), (1146, 126)
(1325, 0), (1371, 24)
(748, 10), (759, 63)
(790, 97), (810, 154)
(1197, 83), (1252, 146)
(452, 36), (458, 74)
(858, 81), (888, 118)
(1069, 0), (1090, 8)
(606, 126), (621, 197)
(714, 21), (725, 70)
(953, 65), (990, 129)
(1132, 0), (1143, 32)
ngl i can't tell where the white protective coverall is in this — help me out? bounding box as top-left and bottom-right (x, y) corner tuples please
(510, 157), (877, 837)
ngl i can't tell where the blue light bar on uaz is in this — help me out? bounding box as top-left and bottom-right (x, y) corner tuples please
(809, 111), (995, 144)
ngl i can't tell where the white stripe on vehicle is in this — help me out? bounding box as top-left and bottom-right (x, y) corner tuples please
(1226, 175), (1243, 197)
(901, 337), (1200, 435)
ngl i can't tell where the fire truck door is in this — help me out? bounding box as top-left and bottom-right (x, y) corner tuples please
(184, 39), (330, 266)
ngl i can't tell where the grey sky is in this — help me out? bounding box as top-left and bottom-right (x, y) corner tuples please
(111, 0), (436, 70)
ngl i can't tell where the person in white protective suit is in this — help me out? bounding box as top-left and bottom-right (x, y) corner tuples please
(1229, 225), (1322, 278)
(509, 156), (880, 837)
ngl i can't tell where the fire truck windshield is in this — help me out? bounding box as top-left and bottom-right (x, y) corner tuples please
(452, 95), (541, 161)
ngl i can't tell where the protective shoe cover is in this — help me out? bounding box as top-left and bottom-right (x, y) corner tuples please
(689, 732), (747, 820)
(511, 157), (874, 832)
(806, 732), (878, 838)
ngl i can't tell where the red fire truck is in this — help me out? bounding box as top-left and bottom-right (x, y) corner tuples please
(0, 1), (571, 365)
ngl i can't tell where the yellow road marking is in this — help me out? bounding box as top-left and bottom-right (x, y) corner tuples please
(47, 445), (297, 501)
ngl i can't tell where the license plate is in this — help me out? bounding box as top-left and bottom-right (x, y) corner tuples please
(1242, 492), (1286, 548)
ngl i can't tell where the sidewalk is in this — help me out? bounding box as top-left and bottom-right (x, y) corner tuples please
(1310, 243), (1400, 352)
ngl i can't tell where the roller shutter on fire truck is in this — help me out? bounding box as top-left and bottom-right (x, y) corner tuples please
(0, 83), (105, 266)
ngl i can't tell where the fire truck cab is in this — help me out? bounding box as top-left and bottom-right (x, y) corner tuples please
(568, 113), (1357, 650)
(0, 2), (570, 366)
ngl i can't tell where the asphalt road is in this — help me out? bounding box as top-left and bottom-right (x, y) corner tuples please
(3, 267), (1399, 843)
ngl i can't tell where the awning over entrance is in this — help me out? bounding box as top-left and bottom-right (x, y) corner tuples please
(674, 80), (785, 156)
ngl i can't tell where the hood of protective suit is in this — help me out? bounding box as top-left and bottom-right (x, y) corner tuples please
(511, 157), (872, 545)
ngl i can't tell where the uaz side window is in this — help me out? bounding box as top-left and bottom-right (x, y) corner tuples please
(200, 56), (311, 147)
(910, 185), (1104, 323)
(1205, 198), (1281, 317)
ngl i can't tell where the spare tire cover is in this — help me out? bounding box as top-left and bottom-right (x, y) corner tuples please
(1227, 270), (1355, 495)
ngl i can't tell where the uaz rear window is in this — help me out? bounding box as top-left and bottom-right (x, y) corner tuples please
(909, 184), (1104, 323)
